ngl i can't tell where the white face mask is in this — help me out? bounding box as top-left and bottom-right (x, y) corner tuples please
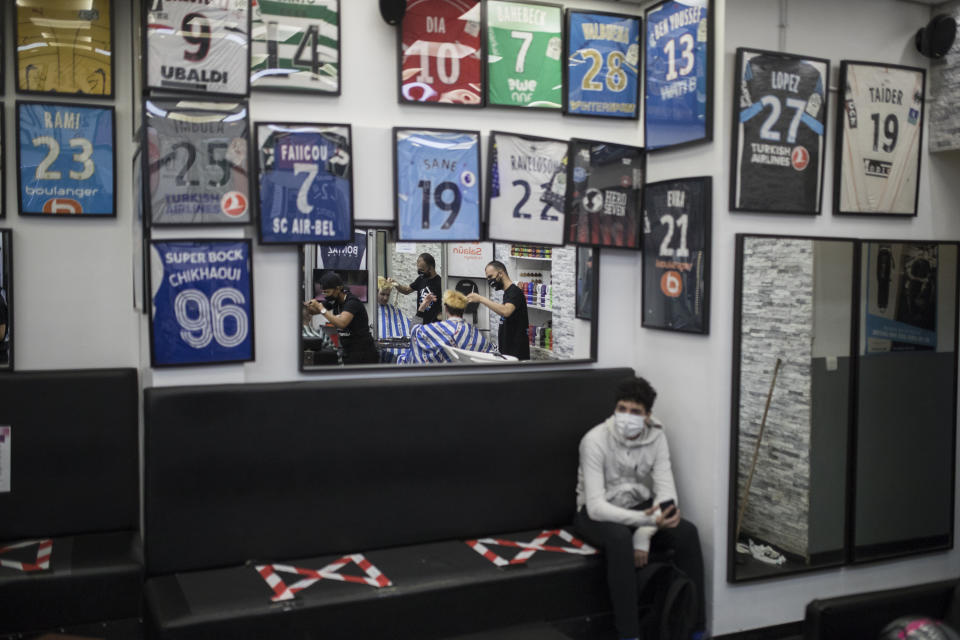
(614, 412), (647, 439)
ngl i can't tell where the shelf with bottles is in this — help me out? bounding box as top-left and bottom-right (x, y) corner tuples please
(518, 279), (552, 312)
(510, 244), (553, 260)
(527, 324), (554, 353)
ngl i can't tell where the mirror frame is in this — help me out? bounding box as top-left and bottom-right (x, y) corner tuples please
(297, 227), (601, 372)
(0, 228), (11, 372)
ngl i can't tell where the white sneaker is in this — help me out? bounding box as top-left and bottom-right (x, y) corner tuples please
(748, 539), (786, 566)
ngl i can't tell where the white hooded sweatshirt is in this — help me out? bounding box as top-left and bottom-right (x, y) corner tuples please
(575, 414), (679, 551)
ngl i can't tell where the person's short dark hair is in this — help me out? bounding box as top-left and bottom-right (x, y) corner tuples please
(615, 377), (657, 412)
(487, 260), (508, 276)
(319, 271), (343, 289)
(418, 253), (436, 269)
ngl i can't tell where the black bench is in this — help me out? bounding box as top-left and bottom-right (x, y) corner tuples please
(0, 368), (142, 634)
(143, 367), (634, 639)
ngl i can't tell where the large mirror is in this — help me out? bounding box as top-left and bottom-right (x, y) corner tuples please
(730, 235), (856, 581)
(299, 230), (599, 369)
(0, 230), (10, 370)
(854, 241), (958, 562)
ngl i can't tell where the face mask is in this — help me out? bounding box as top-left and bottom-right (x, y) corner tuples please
(324, 292), (339, 304)
(417, 269), (426, 276)
(614, 412), (646, 439)
(488, 276), (503, 291)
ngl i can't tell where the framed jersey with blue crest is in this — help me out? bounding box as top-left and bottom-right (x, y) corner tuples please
(393, 128), (482, 242)
(731, 48), (829, 215)
(564, 9), (641, 120)
(644, 0), (712, 151)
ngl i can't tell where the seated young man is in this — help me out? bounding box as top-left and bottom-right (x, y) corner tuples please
(397, 290), (492, 365)
(575, 377), (706, 640)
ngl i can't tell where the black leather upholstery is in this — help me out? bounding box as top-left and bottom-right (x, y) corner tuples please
(804, 579), (959, 640)
(0, 368), (139, 540)
(143, 367), (634, 638)
(144, 368), (633, 575)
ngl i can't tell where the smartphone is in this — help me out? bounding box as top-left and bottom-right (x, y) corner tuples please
(659, 499), (676, 515)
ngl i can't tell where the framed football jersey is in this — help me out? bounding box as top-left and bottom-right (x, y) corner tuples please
(644, 0), (712, 151)
(15, 0), (114, 97)
(834, 61), (925, 217)
(642, 176), (711, 334)
(399, 0), (483, 106)
(251, 0), (340, 94)
(564, 10), (641, 119)
(486, 1), (563, 110)
(256, 122), (354, 244)
(394, 128), (481, 242)
(16, 101), (116, 217)
(149, 239), (255, 367)
(566, 139), (644, 249)
(144, 99), (252, 226)
(146, 0), (252, 97)
(0, 111), (5, 219)
(0, 229), (12, 371)
(731, 48), (829, 215)
(486, 131), (568, 246)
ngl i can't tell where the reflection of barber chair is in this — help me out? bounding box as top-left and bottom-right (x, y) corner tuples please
(441, 344), (519, 364)
(455, 279), (480, 323)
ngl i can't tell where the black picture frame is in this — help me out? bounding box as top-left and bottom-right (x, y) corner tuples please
(729, 47), (830, 215)
(397, 0), (484, 108)
(254, 121), (356, 246)
(643, 0), (713, 152)
(15, 100), (117, 218)
(565, 137), (645, 250)
(0, 109), (6, 219)
(250, 0), (342, 96)
(147, 237), (256, 368)
(484, 0), (564, 112)
(728, 233), (859, 583)
(14, 0), (115, 99)
(392, 127), (483, 243)
(833, 61), (926, 217)
(575, 246), (596, 321)
(131, 0), (143, 140)
(142, 98), (253, 227)
(485, 131), (570, 247)
(144, 0), (253, 98)
(562, 9), (642, 121)
(641, 176), (711, 334)
(0, 228), (13, 371)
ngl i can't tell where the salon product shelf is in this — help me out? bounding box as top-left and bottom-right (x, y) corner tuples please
(527, 304), (552, 312)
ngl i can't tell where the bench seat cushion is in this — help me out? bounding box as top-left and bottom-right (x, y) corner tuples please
(0, 531), (142, 634)
(145, 528), (609, 640)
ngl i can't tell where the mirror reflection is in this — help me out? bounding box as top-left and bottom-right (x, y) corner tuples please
(300, 230), (597, 369)
(731, 236), (854, 581)
(854, 241), (958, 561)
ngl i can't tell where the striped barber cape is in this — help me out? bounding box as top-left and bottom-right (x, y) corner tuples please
(378, 304), (412, 362)
(397, 317), (492, 365)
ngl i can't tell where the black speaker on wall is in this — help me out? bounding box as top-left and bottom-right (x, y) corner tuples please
(915, 14), (957, 59)
(380, 0), (405, 26)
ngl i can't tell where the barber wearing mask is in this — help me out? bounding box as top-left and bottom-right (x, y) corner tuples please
(465, 260), (530, 361)
(305, 271), (379, 365)
(389, 253), (442, 325)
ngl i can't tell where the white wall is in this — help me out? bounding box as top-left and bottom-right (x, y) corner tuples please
(7, 0), (960, 635)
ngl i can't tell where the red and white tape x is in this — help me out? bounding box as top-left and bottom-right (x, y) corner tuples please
(0, 539), (53, 572)
(466, 529), (597, 567)
(256, 554), (391, 602)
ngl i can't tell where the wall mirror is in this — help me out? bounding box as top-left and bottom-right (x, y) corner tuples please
(730, 235), (959, 582)
(299, 229), (598, 370)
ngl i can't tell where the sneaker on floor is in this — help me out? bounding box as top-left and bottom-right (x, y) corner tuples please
(748, 539), (786, 565)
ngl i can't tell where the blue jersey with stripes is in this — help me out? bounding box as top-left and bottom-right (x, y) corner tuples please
(397, 317), (492, 364)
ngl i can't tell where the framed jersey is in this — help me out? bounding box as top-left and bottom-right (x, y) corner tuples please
(564, 10), (641, 119)
(399, 0), (483, 106)
(146, 0), (252, 97)
(834, 61), (925, 217)
(0, 229), (12, 371)
(144, 99), (252, 226)
(566, 139), (644, 249)
(251, 0), (340, 94)
(486, 131), (568, 246)
(256, 122), (354, 244)
(644, 0), (712, 151)
(731, 48), (829, 215)
(15, 0), (114, 97)
(394, 128), (481, 242)
(485, 1), (563, 110)
(149, 238), (255, 367)
(642, 176), (711, 334)
(0, 111), (5, 219)
(16, 101), (116, 217)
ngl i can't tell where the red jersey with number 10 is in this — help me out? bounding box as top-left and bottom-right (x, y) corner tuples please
(401, 0), (482, 105)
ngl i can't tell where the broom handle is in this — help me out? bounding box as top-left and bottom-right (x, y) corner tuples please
(735, 358), (783, 545)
